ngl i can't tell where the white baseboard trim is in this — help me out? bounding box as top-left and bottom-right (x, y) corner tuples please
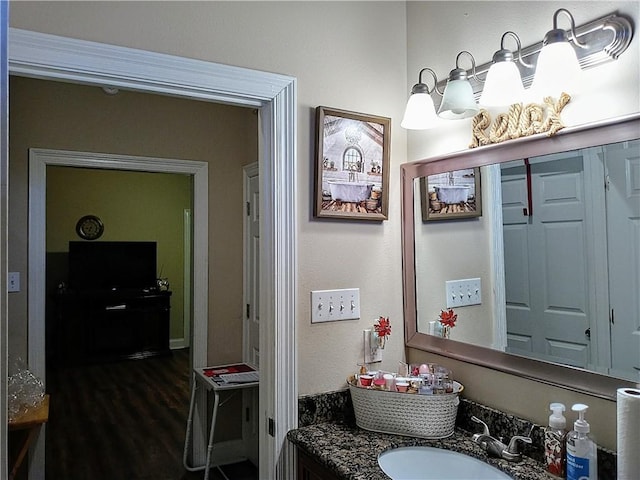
(170, 338), (189, 350)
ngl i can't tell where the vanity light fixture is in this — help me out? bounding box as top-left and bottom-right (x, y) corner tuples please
(479, 31), (531, 108)
(531, 8), (586, 98)
(400, 67), (441, 130)
(402, 10), (633, 130)
(438, 51), (480, 120)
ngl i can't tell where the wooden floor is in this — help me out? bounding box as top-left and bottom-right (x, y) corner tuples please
(45, 349), (257, 480)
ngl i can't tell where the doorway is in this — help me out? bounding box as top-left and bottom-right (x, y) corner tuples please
(8, 27), (297, 480)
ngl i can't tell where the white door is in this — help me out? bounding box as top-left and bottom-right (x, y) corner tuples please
(243, 163), (260, 465)
(244, 163), (260, 367)
(502, 151), (595, 367)
(605, 140), (640, 381)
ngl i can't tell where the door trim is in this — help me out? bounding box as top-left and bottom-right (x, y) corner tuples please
(9, 28), (297, 480)
(182, 208), (192, 349)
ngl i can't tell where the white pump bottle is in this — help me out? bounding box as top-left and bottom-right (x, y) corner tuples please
(566, 403), (597, 480)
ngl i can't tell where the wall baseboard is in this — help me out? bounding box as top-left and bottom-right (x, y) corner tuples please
(170, 338), (188, 350)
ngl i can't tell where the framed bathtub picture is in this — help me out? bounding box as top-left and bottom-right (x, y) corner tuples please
(314, 106), (390, 221)
(420, 167), (482, 221)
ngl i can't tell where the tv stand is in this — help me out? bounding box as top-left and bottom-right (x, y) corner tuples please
(54, 289), (171, 365)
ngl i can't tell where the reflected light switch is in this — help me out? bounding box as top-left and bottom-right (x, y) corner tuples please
(445, 278), (481, 308)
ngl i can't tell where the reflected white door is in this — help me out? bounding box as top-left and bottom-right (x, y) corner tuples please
(606, 140), (640, 381)
(502, 152), (594, 367)
(243, 163), (260, 465)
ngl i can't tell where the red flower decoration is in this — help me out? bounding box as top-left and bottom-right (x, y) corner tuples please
(374, 316), (391, 338)
(438, 309), (457, 328)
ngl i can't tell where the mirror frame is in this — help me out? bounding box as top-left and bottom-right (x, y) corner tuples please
(402, 113), (640, 401)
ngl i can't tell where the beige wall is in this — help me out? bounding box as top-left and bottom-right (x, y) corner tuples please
(46, 166), (191, 340)
(9, 1), (409, 397)
(413, 175), (496, 347)
(405, 1), (640, 451)
(9, 76), (257, 374)
(8, 0), (640, 453)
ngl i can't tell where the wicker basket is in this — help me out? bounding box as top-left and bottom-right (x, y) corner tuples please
(348, 379), (463, 439)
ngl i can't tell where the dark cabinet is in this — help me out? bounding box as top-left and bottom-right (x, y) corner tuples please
(297, 449), (340, 480)
(54, 289), (171, 365)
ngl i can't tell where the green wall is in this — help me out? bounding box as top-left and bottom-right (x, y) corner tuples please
(47, 166), (192, 339)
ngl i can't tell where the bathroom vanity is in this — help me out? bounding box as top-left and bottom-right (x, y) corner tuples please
(289, 423), (547, 480)
(289, 390), (617, 479)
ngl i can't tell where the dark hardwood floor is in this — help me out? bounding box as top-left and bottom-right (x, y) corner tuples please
(45, 349), (257, 480)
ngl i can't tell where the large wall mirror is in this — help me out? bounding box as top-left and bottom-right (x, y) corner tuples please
(402, 114), (640, 400)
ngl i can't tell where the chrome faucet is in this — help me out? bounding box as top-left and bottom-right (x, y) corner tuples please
(471, 416), (532, 462)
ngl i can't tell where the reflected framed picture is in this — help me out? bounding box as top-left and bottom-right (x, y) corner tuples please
(420, 167), (482, 221)
(314, 106), (390, 221)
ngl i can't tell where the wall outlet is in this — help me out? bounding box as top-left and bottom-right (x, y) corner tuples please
(363, 329), (382, 363)
(445, 277), (481, 308)
(8, 272), (20, 293)
(310, 288), (360, 323)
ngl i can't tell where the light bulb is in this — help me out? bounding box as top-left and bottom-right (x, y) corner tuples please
(438, 79), (478, 119)
(532, 41), (582, 99)
(480, 61), (525, 107)
(401, 92), (438, 130)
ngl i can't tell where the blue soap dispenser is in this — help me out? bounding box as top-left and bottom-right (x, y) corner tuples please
(566, 403), (597, 480)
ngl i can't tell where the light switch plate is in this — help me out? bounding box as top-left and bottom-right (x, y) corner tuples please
(8, 272), (20, 292)
(310, 288), (360, 323)
(445, 278), (481, 308)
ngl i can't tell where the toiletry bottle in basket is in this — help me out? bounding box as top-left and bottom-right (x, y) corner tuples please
(544, 403), (566, 477)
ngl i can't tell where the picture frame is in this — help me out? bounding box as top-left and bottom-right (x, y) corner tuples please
(420, 167), (482, 221)
(314, 106), (390, 221)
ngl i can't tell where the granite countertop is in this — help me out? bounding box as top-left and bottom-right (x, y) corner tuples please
(287, 422), (552, 480)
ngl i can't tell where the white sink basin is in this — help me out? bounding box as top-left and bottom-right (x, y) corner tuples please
(378, 446), (512, 479)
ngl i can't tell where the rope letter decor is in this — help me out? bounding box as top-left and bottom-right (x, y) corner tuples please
(469, 109), (492, 148)
(468, 93), (571, 148)
(489, 112), (510, 143)
(542, 92), (571, 136)
(507, 103), (523, 140)
(519, 103), (545, 136)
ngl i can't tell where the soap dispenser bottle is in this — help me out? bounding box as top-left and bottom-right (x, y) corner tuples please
(544, 402), (566, 477)
(566, 403), (598, 480)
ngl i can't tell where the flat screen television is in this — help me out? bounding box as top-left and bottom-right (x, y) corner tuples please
(68, 241), (157, 291)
